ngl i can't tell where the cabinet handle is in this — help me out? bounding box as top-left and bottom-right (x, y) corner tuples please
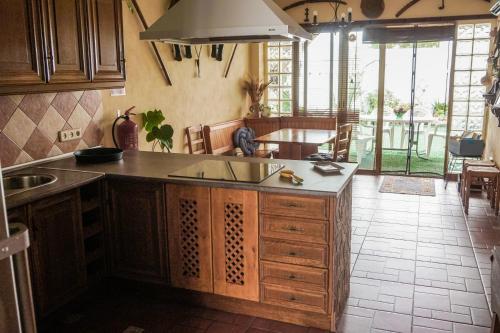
(289, 295), (297, 301)
(284, 202), (299, 208)
(286, 226), (304, 233)
(289, 251), (297, 256)
(288, 274), (296, 280)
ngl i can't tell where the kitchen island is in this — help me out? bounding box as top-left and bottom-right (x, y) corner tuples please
(7, 151), (356, 332)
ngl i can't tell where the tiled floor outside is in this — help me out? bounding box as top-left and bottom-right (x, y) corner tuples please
(44, 176), (500, 333)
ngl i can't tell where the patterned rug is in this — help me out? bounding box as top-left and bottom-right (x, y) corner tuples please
(379, 176), (436, 196)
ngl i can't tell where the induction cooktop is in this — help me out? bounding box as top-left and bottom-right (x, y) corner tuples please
(169, 160), (284, 184)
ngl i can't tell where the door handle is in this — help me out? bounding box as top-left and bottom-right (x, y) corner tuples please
(0, 223), (30, 261)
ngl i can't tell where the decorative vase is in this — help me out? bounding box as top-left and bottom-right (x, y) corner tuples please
(249, 103), (263, 118)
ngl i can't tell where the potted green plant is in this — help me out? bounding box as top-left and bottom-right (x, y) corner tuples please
(432, 101), (448, 120)
(393, 103), (411, 119)
(142, 109), (174, 152)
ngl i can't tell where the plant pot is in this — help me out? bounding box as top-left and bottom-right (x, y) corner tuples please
(249, 103), (262, 118)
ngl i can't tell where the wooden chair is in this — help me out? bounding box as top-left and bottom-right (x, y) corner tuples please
(185, 125), (206, 154)
(334, 124), (353, 162)
(305, 123), (353, 162)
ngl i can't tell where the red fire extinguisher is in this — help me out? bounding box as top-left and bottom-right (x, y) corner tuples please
(112, 106), (138, 150)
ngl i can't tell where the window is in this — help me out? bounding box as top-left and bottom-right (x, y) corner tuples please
(451, 22), (492, 135)
(266, 42), (293, 116)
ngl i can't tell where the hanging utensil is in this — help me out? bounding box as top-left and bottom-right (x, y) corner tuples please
(194, 46), (202, 78)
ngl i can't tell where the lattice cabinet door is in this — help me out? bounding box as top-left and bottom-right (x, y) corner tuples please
(166, 185), (213, 293)
(211, 188), (259, 301)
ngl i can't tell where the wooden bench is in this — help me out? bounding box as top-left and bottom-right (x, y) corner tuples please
(203, 116), (339, 158)
(203, 119), (244, 155)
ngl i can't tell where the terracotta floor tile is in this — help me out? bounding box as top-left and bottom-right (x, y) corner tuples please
(418, 227), (472, 247)
(416, 242), (476, 267)
(352, 254), (415, 284)
(367, 222), (418, 241)
(419, 214), (467, 231)
(205, 322), (247, 333)
(372, 311), (412, 333)
(372, 210), (419, 226)
(360, 237), (417, 260)
(415, 261), (482, 292)
(349, 277), (414, 314)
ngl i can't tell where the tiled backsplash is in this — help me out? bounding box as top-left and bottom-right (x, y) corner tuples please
(0, 91), (104, 167)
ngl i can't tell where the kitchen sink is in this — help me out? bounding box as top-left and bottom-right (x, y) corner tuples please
(3, 174), (57, 196)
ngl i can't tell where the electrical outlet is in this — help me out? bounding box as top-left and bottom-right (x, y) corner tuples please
(58, 128), (83, 142)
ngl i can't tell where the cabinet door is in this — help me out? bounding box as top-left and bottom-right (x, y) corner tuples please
(42, 0), (90, 83)
(108, 180), (167, 282)
(211, 188), (259, 301)
(88, 0), (125, 82)
(29, 191), (86, 317)
(167, 185), (213, 293)
(0, 0), (45, 86)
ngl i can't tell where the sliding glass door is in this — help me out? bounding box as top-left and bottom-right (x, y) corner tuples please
(380, 40), (452, 176)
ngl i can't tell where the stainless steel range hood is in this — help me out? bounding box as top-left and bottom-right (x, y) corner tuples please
(140, 0), (312, 45)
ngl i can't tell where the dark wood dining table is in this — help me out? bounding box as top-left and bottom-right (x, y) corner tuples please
(254, 128), (337, 160)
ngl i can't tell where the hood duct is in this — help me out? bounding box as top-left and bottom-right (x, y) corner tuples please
(140, 0), (312, 45)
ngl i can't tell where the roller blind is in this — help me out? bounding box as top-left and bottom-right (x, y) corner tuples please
(363, 24), (455, 44)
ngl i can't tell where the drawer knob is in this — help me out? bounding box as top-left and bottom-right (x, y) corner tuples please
(289, 295), (297, 301)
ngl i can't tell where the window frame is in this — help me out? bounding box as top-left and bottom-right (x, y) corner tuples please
(264, 42), (294, 117)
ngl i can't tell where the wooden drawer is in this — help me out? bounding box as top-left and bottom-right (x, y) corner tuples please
(261, 215), (328, 244)
(260, 261), (328, 292)
(260, 239), (328, 268)
(261, 284), (328, 314)
(260, 193), (329, 220)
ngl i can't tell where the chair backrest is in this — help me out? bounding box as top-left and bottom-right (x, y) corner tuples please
(185, 125), (206, 154)
(244, 117), (281, 137)
(279, 116), (337, 131)
(203, 119), (244, 155)
(334, 124), (353, 161)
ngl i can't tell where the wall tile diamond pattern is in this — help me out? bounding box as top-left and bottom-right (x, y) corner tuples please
(0, 91), (104, 167)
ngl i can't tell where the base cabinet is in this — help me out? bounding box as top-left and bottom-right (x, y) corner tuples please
(167, 184), (213, 293)
(107, 180), (167, 283)
(29, 191), (86, 317)
(211, 188), (259, 301)
(166, 186), (259, 301)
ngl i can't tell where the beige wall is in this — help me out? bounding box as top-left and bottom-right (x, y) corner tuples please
(101, 0), (251, 153)
(275, 0), (492, 23)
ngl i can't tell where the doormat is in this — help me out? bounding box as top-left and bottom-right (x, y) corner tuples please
(379, 176), (436, 196)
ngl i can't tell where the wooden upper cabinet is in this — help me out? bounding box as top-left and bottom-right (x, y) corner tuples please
(88, 0), (125, 82)
(211, 188), (259, 301)
(0, 0), (45, 86)
(167, 185), (213, 293)
(107, 180), (167, 283)
(41, 0), (90, 83)
(29, 191), (86, 317)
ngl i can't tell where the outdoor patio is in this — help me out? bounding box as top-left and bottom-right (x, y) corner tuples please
(349, 123), (447, 175)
